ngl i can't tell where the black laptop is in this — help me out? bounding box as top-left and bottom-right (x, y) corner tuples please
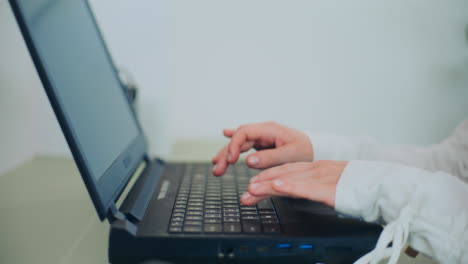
(10, 0), (382, 263)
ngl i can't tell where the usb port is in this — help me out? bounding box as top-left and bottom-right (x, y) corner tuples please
(277, 244), (292, 249)
(298, 244), (314, 249)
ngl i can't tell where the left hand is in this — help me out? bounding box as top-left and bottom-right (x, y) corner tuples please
(240, 160), (349, 208)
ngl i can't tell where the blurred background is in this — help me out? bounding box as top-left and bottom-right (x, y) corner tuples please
(1, 0), (468, 175)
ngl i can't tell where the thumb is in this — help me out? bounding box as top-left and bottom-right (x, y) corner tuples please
(246, 145), (296, 169)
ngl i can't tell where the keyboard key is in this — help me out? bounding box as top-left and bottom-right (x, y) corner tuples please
(186, 216), (203, 221)
(257, 199), (274, 209)
(169, 226), (182, 233)
(224, 208), (239, 213)
(242, 222), (261, 233)
(206, 201), (221, 205)
(172, 212), (185, 217)
(258, 209), (275, 214)
(223, 212), (240, 217)
(188, 198), (204, 203)
(260, 214), (277, 220)
(170, 221), (183, 227)
(204, 218), (222, 224)
(183, 226), (202, 233)
(186, 211), (203, 216)
(188, 202), (204, 207)
(185, 220), (202, 226)
(205, 205), (221, 209)
(171, 216), (184, 222)
(241, 215), (259, 221)
(222, 195), (238, 200)
(205, 213), (222, 218)
(187, 206), (203, 211)
(224, 223), (241, 233)
(261, 218), (279, 223)
(241, 211), (257, 215)
(224, 217), (240, 222)
(205, 209), (221, 214)
(204, 224), (223, 233)
(223, 200), (238, 204)
(262, 223), (281, 233)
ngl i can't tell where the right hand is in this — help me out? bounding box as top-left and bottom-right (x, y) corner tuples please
(211, 121), (314, 176)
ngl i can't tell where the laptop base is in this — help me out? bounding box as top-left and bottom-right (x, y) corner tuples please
(108, 160), (382, 264)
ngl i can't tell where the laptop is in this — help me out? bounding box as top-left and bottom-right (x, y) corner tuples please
(10, 0), (382, 263)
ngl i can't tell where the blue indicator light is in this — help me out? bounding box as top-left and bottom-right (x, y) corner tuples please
(299, 244), (314, 249)
(277, 244), (292, 249)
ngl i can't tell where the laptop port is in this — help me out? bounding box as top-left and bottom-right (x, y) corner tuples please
(277, 243), (292, 249)
(298, 244), (314, 250)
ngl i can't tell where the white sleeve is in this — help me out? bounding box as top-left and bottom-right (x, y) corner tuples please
(335, 160), (468, 264)
(309, 119), (468, 182)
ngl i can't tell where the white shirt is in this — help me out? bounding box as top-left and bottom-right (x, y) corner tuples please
(309, 119), (468, 264)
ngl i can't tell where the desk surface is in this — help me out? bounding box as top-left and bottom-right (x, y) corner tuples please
(0, 142), (437, 264)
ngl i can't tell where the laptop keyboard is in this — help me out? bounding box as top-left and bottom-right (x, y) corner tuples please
(168, 163), (281, 234)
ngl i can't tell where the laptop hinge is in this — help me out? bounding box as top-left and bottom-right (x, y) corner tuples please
(108, 203), (127, 222)
(115, 159), (148, 209)
(117, 158), (166, 223)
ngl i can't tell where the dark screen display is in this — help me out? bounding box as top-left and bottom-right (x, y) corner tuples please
(17, 0), (140, 180)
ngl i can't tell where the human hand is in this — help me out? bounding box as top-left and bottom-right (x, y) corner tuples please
(212, 122), (313, 176)
(240, 160), (348, 208)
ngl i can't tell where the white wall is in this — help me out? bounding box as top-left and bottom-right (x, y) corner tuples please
(89, 0), (468, 157)
(0, 1), (69, 175)
(1, 0), (468, 168)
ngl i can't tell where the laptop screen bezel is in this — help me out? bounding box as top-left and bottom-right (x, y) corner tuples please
(9, 0), (149, 221)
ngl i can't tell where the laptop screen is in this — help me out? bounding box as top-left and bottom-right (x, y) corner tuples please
(16, 0), (139, 180)
(12, 0), (147, 219)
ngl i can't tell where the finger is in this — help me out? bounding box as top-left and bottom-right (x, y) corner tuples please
(212, 159), (228, 176)
(212, 141), (256, 176)
(212, 140), (256, 165)
(245, 144), (299, 169)
(248, 170), (319, 198)
(249, 162), (311, 183)
(247, 180), (285, 197)
(212, 146), (228, 164)
(227, 128), (258, 164)
(239, 193), (270, 206)
(212, 146), (229, 176)
(223, 129), (235, 138)
(227, 121), (285, 164)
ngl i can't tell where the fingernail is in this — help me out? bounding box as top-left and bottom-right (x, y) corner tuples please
(273, 179), (283, 187)
(241, 192), (251, 200)
(250, 183), (261, 190)
(248, 156), (259, 165)
(249, 176), (257, 183)
(227, 153), (232, 162)
(212, 164), (217, 171)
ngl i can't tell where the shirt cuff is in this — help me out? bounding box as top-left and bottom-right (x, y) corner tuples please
(308, 132), (361, 161)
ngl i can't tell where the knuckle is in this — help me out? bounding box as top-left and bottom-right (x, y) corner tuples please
(266, 121), (279, 127)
